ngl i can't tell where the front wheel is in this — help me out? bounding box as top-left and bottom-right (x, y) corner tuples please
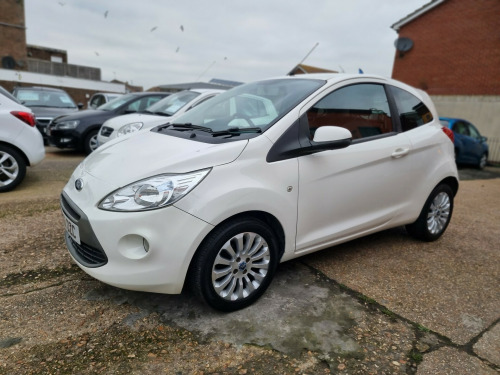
(406, 184), (454, 241)
(478, 153), (487, 170)
(83, 129), (99, 155)
(190, 217), (279, 311)
(0, 145), (27, 193)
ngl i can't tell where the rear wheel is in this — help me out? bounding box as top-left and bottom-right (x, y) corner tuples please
(406, 184), (454, 241)
(0, 145), (26, 192)
(190, 217), (279, 311)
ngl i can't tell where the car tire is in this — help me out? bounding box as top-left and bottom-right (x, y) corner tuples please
(478, 153), (487, 170)
(84, 129), (99, 155)
(190, 217), (279, 311)
(406, 184), (454, 242)
(0, 145), (26, 193)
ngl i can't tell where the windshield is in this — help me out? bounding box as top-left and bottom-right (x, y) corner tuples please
(98, 93), (137, 111)
(15, 89), (77, 109)
(171, 78), (325, 132)
(146, 90), (200, 116)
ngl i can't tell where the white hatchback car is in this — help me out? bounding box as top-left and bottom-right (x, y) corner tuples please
(61, 74), (458, 311)
(0, 93), (45, 192)
(96, 89), (224, 147)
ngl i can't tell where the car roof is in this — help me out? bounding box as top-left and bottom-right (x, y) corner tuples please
(265, 73), (388, 82)
(128, 91), (168, 96)
(15, 86), (67, 93)
(189, 88), (226, 94)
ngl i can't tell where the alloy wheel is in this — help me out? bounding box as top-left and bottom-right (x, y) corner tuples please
(211, 232), (271, 301)
(426, 192), (451, 235)
(0, 151), (19, 187)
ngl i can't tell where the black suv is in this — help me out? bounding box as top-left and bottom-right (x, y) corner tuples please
(12, 86), (82, 144)
(48, 92), (168, 154)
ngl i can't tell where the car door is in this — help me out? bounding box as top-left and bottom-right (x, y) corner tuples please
(463, 122), (485, 162)
(295, 82), (415, 254)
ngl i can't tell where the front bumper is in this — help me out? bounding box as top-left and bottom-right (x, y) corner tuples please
(47, 127), (78, 149)
(60, 189), (214, 294)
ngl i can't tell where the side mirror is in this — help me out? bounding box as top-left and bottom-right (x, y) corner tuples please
(77, 102), (84, 110)
(313, 126), (352, 143)
(310, 126), (352, 151)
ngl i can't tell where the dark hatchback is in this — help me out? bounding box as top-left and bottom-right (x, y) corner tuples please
(12, 86), (81, 144)
(48, 92), (168, 154)
(439, 117), (489, 169)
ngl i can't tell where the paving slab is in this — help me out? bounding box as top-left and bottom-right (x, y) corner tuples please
(305, 179), (500, 346)
(417, 347), (497, 375)
(473, 321), (500, 367)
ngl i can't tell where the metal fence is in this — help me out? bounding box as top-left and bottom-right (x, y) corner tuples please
(27, 59), (101, 81)
(488, 137), (500, 164)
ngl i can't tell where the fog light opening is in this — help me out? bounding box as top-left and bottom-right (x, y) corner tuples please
(143, 238), (150, 253)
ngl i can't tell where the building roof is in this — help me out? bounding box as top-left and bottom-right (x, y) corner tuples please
(155, 79), (242, 93)
(391, 0), (446, 31)
(288, 64), (337, 76)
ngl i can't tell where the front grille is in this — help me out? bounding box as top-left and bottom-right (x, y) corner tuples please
(70, 237), (108, 267)
(100, 126), (114, 137)
(36, 118), (52, 126)
(61, 193), (81, 221)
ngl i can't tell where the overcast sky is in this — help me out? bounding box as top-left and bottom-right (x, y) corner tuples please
(24, 0), (428, 90)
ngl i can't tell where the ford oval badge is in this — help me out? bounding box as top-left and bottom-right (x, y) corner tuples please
(75, 178), (84, 191)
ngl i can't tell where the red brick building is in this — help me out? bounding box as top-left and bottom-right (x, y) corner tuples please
(391, 0), (500, 162)
(0, 0), (126, 106)
(391, 0), (500, 95)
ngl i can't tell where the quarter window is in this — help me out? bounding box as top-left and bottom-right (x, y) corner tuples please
(389, 86), (433, 131)
(307, 84), (393, 140)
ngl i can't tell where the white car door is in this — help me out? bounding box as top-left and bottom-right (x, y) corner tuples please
(295, 82), (415, 254)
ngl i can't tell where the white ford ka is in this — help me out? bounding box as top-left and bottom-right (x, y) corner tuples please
(61, 74), (458, 311)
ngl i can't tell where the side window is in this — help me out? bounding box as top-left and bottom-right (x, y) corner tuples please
(306, 84), (392, 140)
(467, 123), (480, 139)
(454, 121), (469, 136)
(145, 96), (162, 108)
(389, 86), (433, 132)
(126, 96), (161, 112)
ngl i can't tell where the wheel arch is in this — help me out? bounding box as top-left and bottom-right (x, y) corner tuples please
(0, 141), (30, 166)
(185, 210), (286, 287)
(438, 176), (459, 197)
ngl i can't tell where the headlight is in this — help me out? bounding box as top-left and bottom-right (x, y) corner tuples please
(98, 169), (211, 211)
(117, 122), (143, 137)
(56, 120), (79, 129)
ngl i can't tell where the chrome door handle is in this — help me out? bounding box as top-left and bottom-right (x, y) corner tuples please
(391, 147), (410, 159)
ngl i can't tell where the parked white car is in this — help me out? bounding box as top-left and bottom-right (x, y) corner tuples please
(96, 89), (224, 146)
(0, 93), (45, 192)
(61, 74), (458, 311)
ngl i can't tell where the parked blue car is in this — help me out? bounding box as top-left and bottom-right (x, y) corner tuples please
(439, 117), (489, 169)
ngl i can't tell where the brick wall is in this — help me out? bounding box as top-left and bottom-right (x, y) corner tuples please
(0, 0), (28, 68)
(392, 0), (500, 95)
(27, 45), (68, 63)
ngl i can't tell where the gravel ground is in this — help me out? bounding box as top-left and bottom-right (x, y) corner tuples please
(0, 149), (499, 374)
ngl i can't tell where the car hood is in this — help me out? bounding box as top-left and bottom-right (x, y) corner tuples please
(53, 109), (114, 123)
(80, 130), (247, 188)
(30, 106), (78, 119)
(103, 113), (170, 130)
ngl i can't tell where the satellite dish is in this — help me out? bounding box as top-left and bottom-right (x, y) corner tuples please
(394, 37), (414, 54)
(2, 56), (16, 69)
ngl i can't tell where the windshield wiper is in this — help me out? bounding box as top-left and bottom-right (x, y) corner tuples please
(210, 127), (262, 136)
(157, 123), (213, 133)
(153, 111), (172, 117)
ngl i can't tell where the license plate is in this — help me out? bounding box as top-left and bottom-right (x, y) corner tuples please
(63, 211), (81, 245)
